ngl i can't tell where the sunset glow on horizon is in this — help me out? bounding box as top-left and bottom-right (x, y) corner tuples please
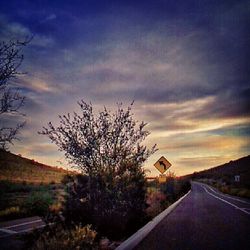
(1, 0), (249, 176)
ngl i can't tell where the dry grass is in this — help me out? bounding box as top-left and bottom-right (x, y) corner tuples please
(0, 150), (75, 220)
(0, 150), (74, 184)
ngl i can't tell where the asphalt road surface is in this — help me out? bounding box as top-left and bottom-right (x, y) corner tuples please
(0, 216), (45, 250)
(135, 182), (250, 250)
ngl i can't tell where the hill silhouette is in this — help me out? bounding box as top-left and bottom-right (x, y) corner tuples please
(0, 150), (73, 184)
(189, 155), (250, 190)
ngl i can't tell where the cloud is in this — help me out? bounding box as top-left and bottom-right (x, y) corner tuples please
(189, 88), (250, 120)
(68, 22), (246, 110)
(134, 96), (250, 138)
(0, 16), (30, 40)
(158, 133), (249, 152)
(31, 35), (54, 47)
(175, 156), (231, 171)
(2, 0), (249, 176)
(0, 15), (54, 47)
(18, 76), (58, 93)
(40, 14), (57, 23)
(26, 143), (59, 157)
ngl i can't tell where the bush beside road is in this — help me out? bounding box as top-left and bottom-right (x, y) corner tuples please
(196, 178), (250, 199)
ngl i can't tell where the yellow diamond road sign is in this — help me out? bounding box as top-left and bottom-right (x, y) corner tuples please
(154, 156), (172, 174)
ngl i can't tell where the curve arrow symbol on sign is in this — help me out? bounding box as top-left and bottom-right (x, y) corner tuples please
(159, 161), (167, 170)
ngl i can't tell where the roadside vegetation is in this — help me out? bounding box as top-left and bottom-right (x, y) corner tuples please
(0, 101), (192, 249)
(27, 224), (98, 250)
(38, 101), (157, 244)
(0, 180), (65, 221)
(23, 173), (190, 249)
(146, 174), (191, 218)
(0, 150), (74, 221)
(191, 155), (250, 199)
(196, 178), (250, 199)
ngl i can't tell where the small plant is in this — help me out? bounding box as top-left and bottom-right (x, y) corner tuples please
(0, 206), (24, 221)
(23, 191), (53, 216)
(0, 180), (32, 193)
(238, 189), (250, 198)
(49, 202), (62, 214)
(0, 206), (20, 216)
(145, 176), (191, 218)
(61, 174), (74, 185)
(30, 224), (97, 250)
(146, 191), (168, 218)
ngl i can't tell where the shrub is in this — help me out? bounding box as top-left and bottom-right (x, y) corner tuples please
(160, 178), (191, 203)
(146, 191), (168, 218)
(229, 188), (239, 196)
(30, 224), (97, 250)
(23, 191), (53, 216)
(49, 202), (63, 214)
(220, 186), (230, 193)
(178, 179), (191, 196)
(0, 206), (24, 221)
(61, 174), (74, 185)
(0, 180), (33, 193)
(160, 177), (176, 202)
(0, 206), (20, 217)
(41, 102), (157, 239)
(237, 189), (250, 198)
(64, 173), (148, 239)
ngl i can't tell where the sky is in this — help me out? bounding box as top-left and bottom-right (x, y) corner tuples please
(0, 0), (249, 176)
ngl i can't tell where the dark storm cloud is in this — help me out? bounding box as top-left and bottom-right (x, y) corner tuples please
(2, 0), (249, 108)
(188, 88), (250, 120)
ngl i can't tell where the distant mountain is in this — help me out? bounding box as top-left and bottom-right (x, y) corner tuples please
(0, 150), (74, 184)
(190, 155), (250, 188)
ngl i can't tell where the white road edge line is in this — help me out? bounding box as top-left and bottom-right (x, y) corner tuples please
(205, 185), (250, 205)
(116, 190), (191, 250)
(3, 219), (43, 229)
(15, 224), (46, 233)
(200, 184), (250, 216)
(0, 223), (52, 239)
(0, 228), (16, 234)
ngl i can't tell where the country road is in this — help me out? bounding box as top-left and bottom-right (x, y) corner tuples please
(1, 183), (250, 250)
(134, 182), (250, 250)
(0, 216), (45, 238)
(0, 216), (45, 250)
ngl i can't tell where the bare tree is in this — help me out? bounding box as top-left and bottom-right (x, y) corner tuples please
(0, 39), (29, 150)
